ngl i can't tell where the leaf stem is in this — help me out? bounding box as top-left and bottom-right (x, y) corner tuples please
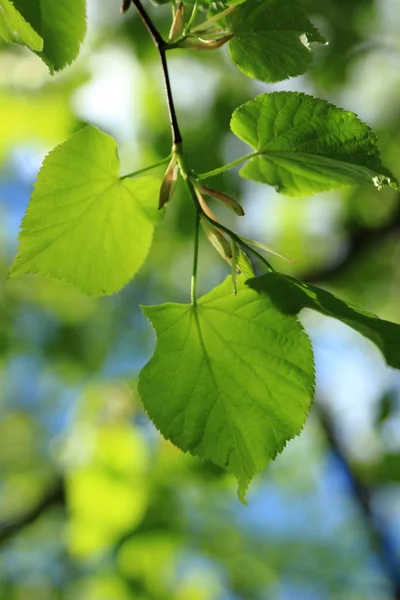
(191, 209), (201, 305)
(208, 216), (275, 272)
(121, 155), (172, 180)
(132, 0), (182, 145)
(177, 151), (274, 273)
(185, 0), (199, 33)
(196, 152), (261, 180)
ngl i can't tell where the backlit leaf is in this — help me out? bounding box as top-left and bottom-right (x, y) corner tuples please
(4, 0), (86, 71)
(231, 92), (398, 196)
(10, 125), (161, 297)
(226, 0), (326, 83)
(0, 0), (43, 51)
(138, 276), (315, 501)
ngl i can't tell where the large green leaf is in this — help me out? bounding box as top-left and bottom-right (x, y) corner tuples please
(10, 126), (161, 297)
(2, 0), (86, 71)
(226, 0), (325, 83)
(38, 0), (86, 71)
(138, 276), (315, 501)
(0, 0), (43, 51)
(247, 274), (400, 370)
(231, 92), (398, 196)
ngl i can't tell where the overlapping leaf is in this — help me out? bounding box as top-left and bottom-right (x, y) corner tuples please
(0, 0), (86, 71)
(138, 276), (315, 501)
(248, 274), (400, 369)
(10, 126), (162, 297)
(231, 92), (398, 196)
(0, 0), (43, 51)
(226, 0), (326, 83)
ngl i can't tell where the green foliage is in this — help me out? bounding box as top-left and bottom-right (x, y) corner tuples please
(226, 0), (326, 83)
(10, 126), (161, 296)
(0, 0), (86, 71)
(2, 0), (400, 500)
(231, 92), (398, 196)
(247, 274), (400, 369)
(139, 276), (315, 501)
(0, 0), (43, 51)
(35, 0), (87, 72)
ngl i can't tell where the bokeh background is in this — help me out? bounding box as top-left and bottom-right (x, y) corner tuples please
(1, 0), (400, 598)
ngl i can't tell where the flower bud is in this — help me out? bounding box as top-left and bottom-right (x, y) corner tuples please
(159, 155), (179, 209)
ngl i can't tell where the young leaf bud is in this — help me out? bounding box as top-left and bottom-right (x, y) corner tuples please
(159, 155), (179, 209)
(201, 216), (232, 263)
(178, 33), (233, 50)
(192, 184), (219, 223)
(168, 3), (185, 41)
(121, 0), (132, 14)
(199, 184), (245, 216)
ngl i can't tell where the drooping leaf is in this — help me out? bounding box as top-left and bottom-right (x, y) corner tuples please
(231, 92), (398, 196)
(247, 273), (400, 370)
(37, 0), (86, 71)
(138, 276), (315, 501)
(3, 0), (86, 71)
(10, 125), (161, 297)
(226, 0), (326, 83)
(0, 0), (43, 51)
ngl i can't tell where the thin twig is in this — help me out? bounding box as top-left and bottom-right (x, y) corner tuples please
(132, 0), (182, 145)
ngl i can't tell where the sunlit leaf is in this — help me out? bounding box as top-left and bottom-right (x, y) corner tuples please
(226, 0), (325, 83)
(0, 0), (43, 51)
(10, 125), (161, 297)
(231, 92), (398, 196)
(139, 276), (315, 501)
(7, 0), (86, 71)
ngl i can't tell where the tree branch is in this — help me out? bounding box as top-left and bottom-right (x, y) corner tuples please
(131, 0), (182, 145)
(0, 479), (65, 547)
(316, 402), (400, 599)
(305, 199), (400, 284)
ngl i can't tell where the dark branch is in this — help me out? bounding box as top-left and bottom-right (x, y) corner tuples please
(0, 479), (65, 547)
(305, 198), (400, 284)
(316, 402), (400, 600)
(131, 0), (182, 145)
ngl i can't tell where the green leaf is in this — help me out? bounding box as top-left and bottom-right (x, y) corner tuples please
(3, 0), (86, 71)
(231, 92), (398, 196)
(226, 0), (326, 83)
(138, 276), (315, 501)
(0, 0), (43, 51)
(37, 0), (86, 71)
(247, 273), (400, 370)
(10, 126), (161, 297)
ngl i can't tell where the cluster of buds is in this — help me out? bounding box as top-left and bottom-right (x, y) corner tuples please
(192, 179), (247, 292)
(168, 5), (236, 50)
(193, 179), (294, 291)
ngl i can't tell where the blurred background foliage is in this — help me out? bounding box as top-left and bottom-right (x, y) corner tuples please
(0, 0), (400, 598)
